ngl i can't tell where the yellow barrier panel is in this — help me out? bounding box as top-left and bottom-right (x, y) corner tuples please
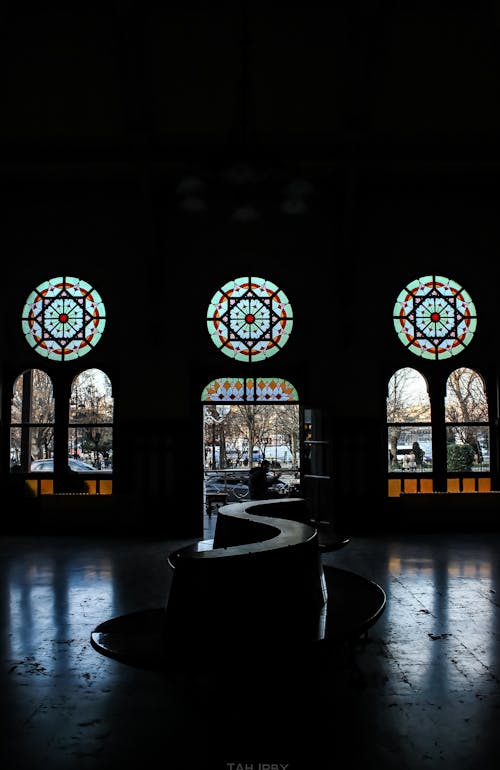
(388, 478), (401, 497)
(404, 478), (418, 494)
(462, 477), (476, 493)
(420, 478), (433, 494)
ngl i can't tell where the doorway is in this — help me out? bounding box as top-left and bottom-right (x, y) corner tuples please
(201, 398), (302, 538)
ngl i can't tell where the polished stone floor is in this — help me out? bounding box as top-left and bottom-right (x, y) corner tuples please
(1, 525), (500, 770)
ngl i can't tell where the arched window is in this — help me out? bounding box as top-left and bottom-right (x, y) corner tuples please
(11, 277), (112, 496)
(10, 369), (55, 472)
(203, 278), (301, 522)
(388, 276), (490, 497)
(202, 377), (299, 402)
(387, 365), (492, 496)
(69, 369), (114, 474)
(387, 368), (432, 493)
(445, 367), (490, 478)
(202, 378), (300, 482)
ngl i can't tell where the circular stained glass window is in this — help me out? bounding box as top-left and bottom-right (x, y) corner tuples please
(393, 275), (477, 360)
(22, 276), (106, 361)
(207, 276), (293, 362)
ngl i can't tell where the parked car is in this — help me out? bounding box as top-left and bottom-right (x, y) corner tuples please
(31, 458), (103, 473)
(205, 471), (289, 501)
(205, 474), (250, 501)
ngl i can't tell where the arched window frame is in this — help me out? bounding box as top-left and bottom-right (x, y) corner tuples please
(69, 368), (114, 474)
(11, 276), (112, 496)
(9, 366), (114, 496)
(387, 365), (492, 496)
(389, 275), (493, 496)
(10, 368), (55, 473)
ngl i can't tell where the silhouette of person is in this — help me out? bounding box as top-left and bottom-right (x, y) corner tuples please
(248, 459), (280, 500)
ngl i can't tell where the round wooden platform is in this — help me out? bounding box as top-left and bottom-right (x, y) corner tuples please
(90, 565), (386, 672)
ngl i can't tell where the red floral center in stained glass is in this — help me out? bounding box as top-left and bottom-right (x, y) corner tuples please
(22, 275), (106, 361)
(207, 275), (293, 362)
(393, 274), (477, 360)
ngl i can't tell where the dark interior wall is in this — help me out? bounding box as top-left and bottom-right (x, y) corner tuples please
(9, 160), (500, 532)
(2, 1), (500, 535)
(2, 2), (499, 152)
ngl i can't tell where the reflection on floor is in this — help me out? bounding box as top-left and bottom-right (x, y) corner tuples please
(1, 530), (500, 769)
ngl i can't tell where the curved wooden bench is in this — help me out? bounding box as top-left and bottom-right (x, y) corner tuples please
(164, 498), (328, 650)
(219, 496), (350, 552)
(90, 498), (386, 670)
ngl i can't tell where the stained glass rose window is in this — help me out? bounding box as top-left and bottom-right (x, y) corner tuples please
(207, 276), (293, 362)
(22, 276), (106, 361)
(393, 275), (476, 360)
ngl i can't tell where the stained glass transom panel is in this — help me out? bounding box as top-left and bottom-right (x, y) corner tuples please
(393, 275), (477, 360)
(207, 276), (293, 361)
(22, 276), (106, 361)
(202, 378), (299, 402)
